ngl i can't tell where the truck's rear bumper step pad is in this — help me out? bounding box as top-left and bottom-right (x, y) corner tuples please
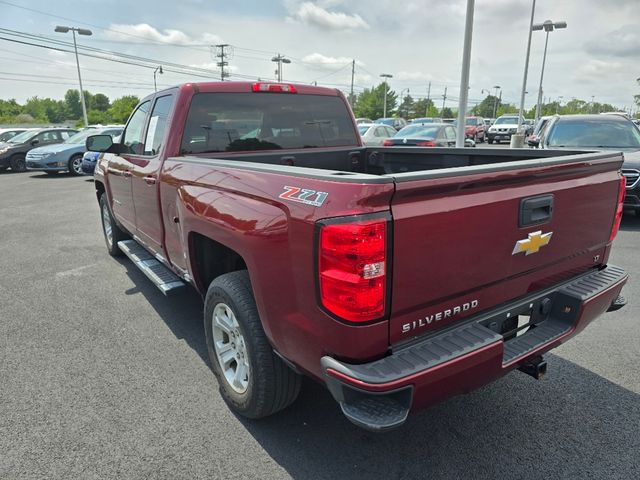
(321, 265), (627, 431)
(118, 240), (185, 296)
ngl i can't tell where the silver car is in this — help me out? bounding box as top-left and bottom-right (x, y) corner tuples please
(358, 123), (397, 146)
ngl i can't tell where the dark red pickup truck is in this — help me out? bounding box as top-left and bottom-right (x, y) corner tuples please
(87, 81), (628, 431)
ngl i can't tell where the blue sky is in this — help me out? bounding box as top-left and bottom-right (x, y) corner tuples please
(0, 0), (638, 112)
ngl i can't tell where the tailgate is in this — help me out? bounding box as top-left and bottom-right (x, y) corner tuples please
(388, 152), (624, 345)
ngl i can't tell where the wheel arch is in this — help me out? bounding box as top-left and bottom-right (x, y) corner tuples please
(189, 232), (248, 295)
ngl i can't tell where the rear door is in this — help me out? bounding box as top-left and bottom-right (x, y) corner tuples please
(387, 154), (623, 345)
(130, 93), (175, 255)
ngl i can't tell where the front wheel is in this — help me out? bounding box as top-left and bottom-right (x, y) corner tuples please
(488, 138), (494, 144)
(68, 154), (84, 176)
(10, 153), (26, 172)
(99, 193), (127, 256)
(204, 271), (301, 419)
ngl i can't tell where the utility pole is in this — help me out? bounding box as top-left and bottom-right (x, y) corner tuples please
(426, 81), (431, 116)
(591, 95), (595, 113)
(271, 54), (291, 82)
(215, 44), (231, 81)
(442, 86), (447, 114)
(350, 59), (355, 107)
(512, 0), (536, 148)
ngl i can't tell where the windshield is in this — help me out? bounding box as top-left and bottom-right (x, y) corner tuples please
(0, 130), (23, 142)
(465, 118), (478, 126)
(358, 126), (370, 135)
(8, 130), (37, 143)
(412, 118), (434, 124)
(395, 125), (440, 138)
(181, 93), (358, 154)
(494, 117), (519, 125)
(64, 129), (99, 144)
(547, 119), (640, 148)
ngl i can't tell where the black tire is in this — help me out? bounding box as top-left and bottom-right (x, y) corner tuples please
(9, 153), (26, 172)
(99, 193), (127, 256)
(204, 270), (301, 419)
(488, 138), (494, 144)
(68, 154), (84, 176)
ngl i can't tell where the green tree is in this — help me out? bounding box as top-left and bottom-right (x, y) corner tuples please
(64, 89), (82, 119)
(353, 83), (398, 119)
(107, 95), (140, 123)
(412, 98), (437, 118)
(441, 107), (454, 118)
(471, 95), (501, 118)
(398, 94), (414, 119)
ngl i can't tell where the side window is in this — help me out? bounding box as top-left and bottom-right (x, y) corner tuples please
(374, 127), (384, 137)
(445, 127), (456, 140)
(144, 95), (174, 156)
(60, 131), (72, 140)
(386, 127), (396, 136)
(122, 101), (151, 155)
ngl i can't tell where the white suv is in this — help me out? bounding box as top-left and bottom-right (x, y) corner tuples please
(487, 115), (523, 144)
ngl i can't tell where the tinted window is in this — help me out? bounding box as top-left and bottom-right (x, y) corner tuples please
(181, 93), (358, 154)
(465, 118), (478, 126)
(385, 127), (396, 136)
(445, 127), (456, 140)
(0, 131), (22, 142)
(36, 131), (61, 143)
(547, 119), (640, 148)
(145, 95), (173, 155)
(122, 101), (151, 155)
(395, 125), (440, 138)
(494, 117), (519, 125)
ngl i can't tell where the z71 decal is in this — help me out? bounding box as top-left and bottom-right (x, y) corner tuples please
(279, 186), (328, 207)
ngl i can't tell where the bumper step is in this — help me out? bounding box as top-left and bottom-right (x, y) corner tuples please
(117, 240), (185, 296)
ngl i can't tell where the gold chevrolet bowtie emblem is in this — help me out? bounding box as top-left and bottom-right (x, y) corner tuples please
(512, 231), (553, 256)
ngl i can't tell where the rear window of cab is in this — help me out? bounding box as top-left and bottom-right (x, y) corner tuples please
(180, 93), (359, 154)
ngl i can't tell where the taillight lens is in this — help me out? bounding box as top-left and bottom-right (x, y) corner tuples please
(252, 82), (297, 93)
(609, 175), (626, 242)
(382, 139), (394, 146)
(416, 140), (436, 147)
(318, 218), (387, 322)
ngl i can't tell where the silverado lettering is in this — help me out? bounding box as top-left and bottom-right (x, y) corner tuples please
(90, 81), (627, 432)
(403, 300), (480, 334)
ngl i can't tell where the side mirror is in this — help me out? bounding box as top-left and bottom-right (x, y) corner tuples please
(86, 134), (126, 154)
(31, 139), (39, 145)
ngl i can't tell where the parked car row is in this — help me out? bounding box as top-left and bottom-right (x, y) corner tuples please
(0, 125), (123, 174)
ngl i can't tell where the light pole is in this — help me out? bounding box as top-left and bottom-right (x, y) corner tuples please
(455, 0), (475, 148)
(555, 95), (563, 114)
(492, 85), (501, 118)
(533, 19), (567, 122)
(271, 54), (291, 82)
(399, 88), (410, 117)
(55, 25), (92, 127)
(153, 66), (163, 92)
(380, 73), (393, 118)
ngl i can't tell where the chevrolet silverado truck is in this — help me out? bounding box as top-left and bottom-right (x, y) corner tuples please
(87, 81), (628, 432)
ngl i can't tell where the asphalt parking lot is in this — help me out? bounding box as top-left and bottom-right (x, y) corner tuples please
(1, 170), (639, 480)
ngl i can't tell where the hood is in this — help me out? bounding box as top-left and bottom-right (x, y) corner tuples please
(622, 150), (640, 169)
(29, 143), (82, 155)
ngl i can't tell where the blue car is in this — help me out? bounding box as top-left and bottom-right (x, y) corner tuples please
(26, 127), (123, 176)
(81, 150), (102, 175)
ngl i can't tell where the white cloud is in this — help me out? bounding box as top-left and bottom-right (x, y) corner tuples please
(106, 23), (222, 45)
(302, 53), (363, 66)
(395, 71), (435, 82)
(289, 2), (369, 30)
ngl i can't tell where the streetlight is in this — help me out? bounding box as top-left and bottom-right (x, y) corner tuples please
(55, 25), (92, 127)
(555, 95), (563, 114)
(533, 19), (567, 122)
(153, 66), (163, 92)
(399, 88), (410, 117)
(492, 85), (501, 118)
(271, 54), (291, 82)
(380, 73), (393, 118)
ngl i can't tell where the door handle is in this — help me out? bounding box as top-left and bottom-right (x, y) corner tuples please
(144, 176), (157, 185)
(519, 194), (554, 227)
(122, 170), (132, 178)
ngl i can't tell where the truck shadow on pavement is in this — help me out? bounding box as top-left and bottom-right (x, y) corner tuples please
(114, 255), (640, 479)
(620, 213), (640, 232)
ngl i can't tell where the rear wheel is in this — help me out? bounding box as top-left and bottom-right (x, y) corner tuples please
(204, 270), (301, 419)
(68, 154), (84, 176)
(488, 138), (494, 144)
(99, 193), (127, 256)
(9, 153), (26, 172)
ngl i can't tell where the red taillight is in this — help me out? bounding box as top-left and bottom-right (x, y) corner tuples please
(416, 140), (436, 147)
(609, 176), (626, 242)
(252, 82), (297, 93)
(382, 139), (394, 146)
(318, 218), (387, 323)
